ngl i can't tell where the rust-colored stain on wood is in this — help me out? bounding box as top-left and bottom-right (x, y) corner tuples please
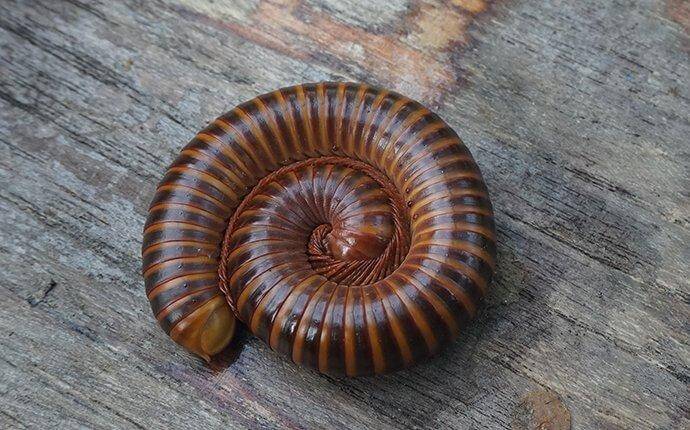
(667, 0), (690, 38)
(179, 0), (495, 104)
(512, 389), (572, 430)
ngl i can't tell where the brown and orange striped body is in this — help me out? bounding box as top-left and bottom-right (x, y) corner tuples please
(142, 82), (496, 375)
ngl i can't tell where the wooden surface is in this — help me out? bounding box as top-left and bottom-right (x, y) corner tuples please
(1, 0), (688, 428)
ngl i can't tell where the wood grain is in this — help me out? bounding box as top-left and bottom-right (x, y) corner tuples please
(1, 0), (688, 428)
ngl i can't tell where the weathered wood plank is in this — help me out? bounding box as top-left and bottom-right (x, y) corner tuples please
(0, 0), (688, 428)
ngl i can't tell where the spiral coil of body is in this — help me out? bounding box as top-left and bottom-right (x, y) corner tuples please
(142, 82), (496, 376)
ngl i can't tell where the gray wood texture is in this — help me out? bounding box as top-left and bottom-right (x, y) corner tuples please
(1, 0), (688, 429)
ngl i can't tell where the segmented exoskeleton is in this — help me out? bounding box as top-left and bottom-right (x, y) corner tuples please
(142, 83), (496, 376)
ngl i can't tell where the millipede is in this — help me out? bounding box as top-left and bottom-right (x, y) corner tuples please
(142, 82), (496, 376)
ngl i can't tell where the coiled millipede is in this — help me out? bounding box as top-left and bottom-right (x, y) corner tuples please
(142, 82), (496, 376)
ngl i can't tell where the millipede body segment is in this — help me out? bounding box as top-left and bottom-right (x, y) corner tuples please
(142, 82), (496, 376)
